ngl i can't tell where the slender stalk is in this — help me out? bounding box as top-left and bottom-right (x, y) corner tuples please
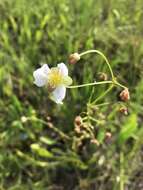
(67, 80), (113, 89)
(115, 81), (127, 89)
(91, 84), (114, 104)
(91, 102), (111, 107)
(88, 116), (101, 123)
(68, 79), (126, 90)
(27, 117), (70, 140)
(79, 50), (115, 80)
(88, 87), (95, 103)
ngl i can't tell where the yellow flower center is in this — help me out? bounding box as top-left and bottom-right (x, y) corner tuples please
(47, 67), (73, 91)
(48, 68), (63, 87)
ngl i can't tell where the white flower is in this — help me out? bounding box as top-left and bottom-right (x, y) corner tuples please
(33, 63), (72, 104)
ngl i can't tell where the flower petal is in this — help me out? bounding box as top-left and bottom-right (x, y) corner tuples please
(51, 86), (66, 104)
(33, 64), (50, 87)
(41, 64), (51, 74)
(58, 63), (68, 76)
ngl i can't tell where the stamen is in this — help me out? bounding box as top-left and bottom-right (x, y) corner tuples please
(48, 68), (63, 88)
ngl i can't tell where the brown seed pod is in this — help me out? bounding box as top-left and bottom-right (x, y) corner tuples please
(119, 88), (130, 101)
(74, 116), (82, 126)
(104, 132), (112, 144)
(105, 132), (112, 139)
(98, 72), (108, 81)
(69, 53), (80, 64)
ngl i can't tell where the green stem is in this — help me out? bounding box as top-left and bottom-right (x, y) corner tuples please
(88, 87), (95, 103)
(91, 102), (111, 107)
(27, 117), (70, 140)
(79, 50), (115, 80)
(115, 81), (127, 89)
(68, 79), (126, 91)
(88, 116), (101, 123)
(67, 80), (113, 89)
(91, 84), (114, 104)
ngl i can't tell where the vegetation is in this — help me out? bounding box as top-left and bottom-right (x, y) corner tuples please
(0, 0), (143, 189)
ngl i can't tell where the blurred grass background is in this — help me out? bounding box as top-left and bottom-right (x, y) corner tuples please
(0, 0), (143, 189)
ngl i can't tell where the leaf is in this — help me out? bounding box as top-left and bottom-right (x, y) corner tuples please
(11, 95), (22, 113)
(35, 30), (43, 42)
(40, 14), (50, 29)
(97, 128), (106, 144)
(40, 136), (56, 145)
(16, 150), (58, 168)
(118, 114), (138, 145)
(12, 120), (23, 129)
(9, 16), (18, 32)
(31, 144), (53, 158)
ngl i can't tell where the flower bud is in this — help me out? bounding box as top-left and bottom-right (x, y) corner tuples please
(105, 132), (112, 139)
(119, 88), (130, 101)
(21, 116), (28, 123)
(90, 139), (100, 146)
(46, 116), (51, 121)
(104, 132), (112, 144)
(119, 107), (128, 115)
(69, 53), (80, 64)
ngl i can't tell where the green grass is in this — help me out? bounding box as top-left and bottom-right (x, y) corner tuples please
(0, 0), (143, 189)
